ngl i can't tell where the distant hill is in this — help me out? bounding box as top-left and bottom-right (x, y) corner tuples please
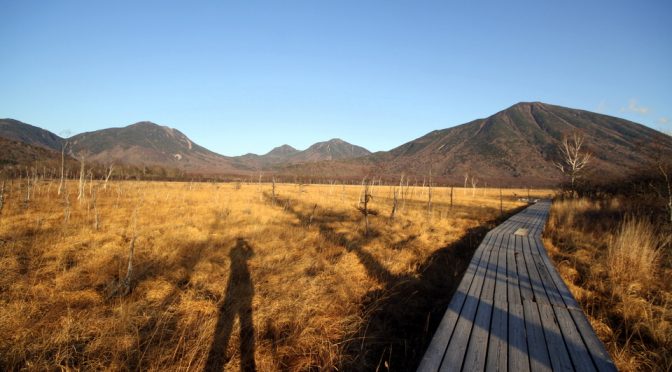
(290, 138), (371, 162)
(235, 139), (370, 169)
(65, 121), (244, 173)
(0, 119), (64, 151)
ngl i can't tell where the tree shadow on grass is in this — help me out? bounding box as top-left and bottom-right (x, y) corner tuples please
(269, 193), (526, 371)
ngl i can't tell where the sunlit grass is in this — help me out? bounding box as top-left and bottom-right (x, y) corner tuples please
(545, 198), (672, 372)
(0, 179), (548, 370)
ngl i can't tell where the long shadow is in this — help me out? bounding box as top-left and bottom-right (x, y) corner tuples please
(128, 212), (238, 371)
(205, 238), (256, 372)
(268, 193), (527, 371)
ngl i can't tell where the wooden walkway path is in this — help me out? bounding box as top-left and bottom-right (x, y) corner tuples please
(418, 201), (616, 372)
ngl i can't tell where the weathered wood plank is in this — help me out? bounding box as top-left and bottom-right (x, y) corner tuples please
(515, 236), (535, 303)
(529, 238), (565, 306)
(522, 236), (550, 305)
(462, 233), (504, 371)
(508, 302), (530, 372)
(538, 303), (574, 372)
(522, 300), (552, 372)
(417, 233), (496, 371)
(568, 308), (618, 372)
(439, 234), (496, 371)
(554, 305), (597, 372)
(486, 233), (509, 372)
(531, 236), (580, 309)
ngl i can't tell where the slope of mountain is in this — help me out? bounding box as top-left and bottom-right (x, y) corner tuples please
(68, 122), (243, 173)
(0, 119), (64, 151)
(0, 137), (65, 169)
(372, 102), (672, 185)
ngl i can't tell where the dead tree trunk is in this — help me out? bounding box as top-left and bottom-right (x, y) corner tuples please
(358, 179), (375, 236)
(450, 186), (454, 209)
(0, 181), (5, 218)
(58, 142), (68, 196)
(427, 168), (433, 216)
(272, 177), (276, 202)
(390, 186), (399, 220)
(464, 173), (469, 195)
(658, 162), (672, 223)
(104, 164), (114, 190)
(77, 153), (86, 202)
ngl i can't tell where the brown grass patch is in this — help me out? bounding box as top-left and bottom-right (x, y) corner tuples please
(0, 179), (547, 370)
(545, 198), (672, 371)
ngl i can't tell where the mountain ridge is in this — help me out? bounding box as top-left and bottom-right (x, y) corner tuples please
(2, 102), (671, 185)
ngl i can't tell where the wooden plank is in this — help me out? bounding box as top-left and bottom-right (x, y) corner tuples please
(538, 303), (574, 372)
(507, 235), (522, 305)
(508, 302), (530, 372)
(554, 306), (597, 372)
(462, 233), (504, 371)
(522, 300), (552, 372)
(486, 233), (509, 372)
(532, 236), (579, 309)
(529, 238), (565, 306)
(569, 308), (618, 372)
(522, 236), (550, 305)
(515, 235), (535, 303)
(417, 233), (495, 371)
(438, 234), (496, 371)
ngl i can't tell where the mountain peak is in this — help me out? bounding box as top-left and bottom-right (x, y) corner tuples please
(266, 144), (299, 157)
(128, 121), (162, 128)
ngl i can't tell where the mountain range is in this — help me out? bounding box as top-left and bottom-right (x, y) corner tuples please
(2, 102), (671, 185)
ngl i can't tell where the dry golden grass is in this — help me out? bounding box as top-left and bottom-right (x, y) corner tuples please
(0, 179), (548, 371)
(545, 198), (672, 372)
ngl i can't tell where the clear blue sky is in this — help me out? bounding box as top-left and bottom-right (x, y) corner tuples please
(1, 1), (670, 156)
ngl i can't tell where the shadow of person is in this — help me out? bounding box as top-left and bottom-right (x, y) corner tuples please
(205, 238), (256, 372)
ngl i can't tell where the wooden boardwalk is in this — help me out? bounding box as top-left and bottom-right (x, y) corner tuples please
(418, 201), (616, 372)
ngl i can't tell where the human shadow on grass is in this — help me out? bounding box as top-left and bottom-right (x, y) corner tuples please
(127, 213), (256, 371)
(268, 193), (526, 371)
(205, 238), (256, 372)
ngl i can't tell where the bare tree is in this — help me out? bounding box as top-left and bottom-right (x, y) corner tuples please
(390, 186), (399, 220)
(0, 181), (5, 218)
(554, 132), (592, 193)
(464, 172), (469, 195)
(357, 179), (376, 236)
(77, 152), (87, 202)
(103, 163), (114, 190)
(427, 167), (433, 216)
(391, 175), (404, 220)
(658, 161), (672, 223)
(58, 141), (69, 196)
(449, 186), (454, 209)
(271, 177), (277, 202)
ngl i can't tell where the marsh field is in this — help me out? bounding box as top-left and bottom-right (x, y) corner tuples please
(0, 179), (550, 371)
